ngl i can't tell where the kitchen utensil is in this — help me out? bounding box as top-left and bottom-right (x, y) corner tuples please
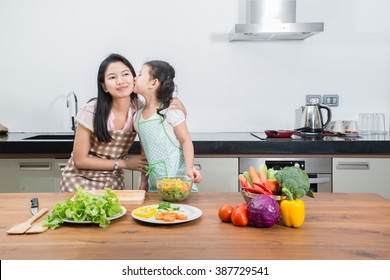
(25, 222), (49, 234)
(6, 208), (49, 235)
(30, 197), (39, 215)
(264, 130), (293, 138)
(300, 104), (332, 133)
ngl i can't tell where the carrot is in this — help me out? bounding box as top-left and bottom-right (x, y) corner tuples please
(163, 215), (176, 222)
(238, 174), (250, 188)
(249, 166), (262, 186)
(258, 163), (268, 186)
(176, 214), (188, 220)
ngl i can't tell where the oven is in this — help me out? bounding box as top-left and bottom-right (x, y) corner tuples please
(239, 158), (332, 193)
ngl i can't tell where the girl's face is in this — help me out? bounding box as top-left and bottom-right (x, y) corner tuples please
(134, 65), (154, 96)
(103, 61), (134, 98)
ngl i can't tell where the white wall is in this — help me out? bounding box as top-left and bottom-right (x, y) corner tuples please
(0, 0), (389, 133)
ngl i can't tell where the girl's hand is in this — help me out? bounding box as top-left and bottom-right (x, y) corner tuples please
(187, 167), (202, 183)
(123, 155), (148, 173)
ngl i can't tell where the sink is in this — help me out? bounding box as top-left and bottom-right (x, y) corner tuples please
(23, 134), (75, 140)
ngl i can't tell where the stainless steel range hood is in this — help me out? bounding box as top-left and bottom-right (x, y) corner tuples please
(229, 0), (324, 41)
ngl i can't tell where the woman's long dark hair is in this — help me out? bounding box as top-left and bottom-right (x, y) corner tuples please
(144, 60), (175, 120)
(94, 53), (138, 142)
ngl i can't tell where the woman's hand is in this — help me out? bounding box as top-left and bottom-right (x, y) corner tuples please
(169, 97), (187, 116)
(123, 155), (148, 172)
(187, 167), (202, 183)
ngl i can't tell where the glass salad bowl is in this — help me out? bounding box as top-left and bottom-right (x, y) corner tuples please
(155, 176), (193, 202)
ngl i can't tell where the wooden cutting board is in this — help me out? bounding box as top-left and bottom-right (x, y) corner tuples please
(72, 190), (146, 204)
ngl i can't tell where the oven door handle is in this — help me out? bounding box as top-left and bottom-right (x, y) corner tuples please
(309, 177), (330, 184)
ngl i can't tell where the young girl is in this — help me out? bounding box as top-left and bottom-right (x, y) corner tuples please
(133, 60), (201, 191)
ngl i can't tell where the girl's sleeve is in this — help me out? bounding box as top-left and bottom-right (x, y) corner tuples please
(166, 109), (185, 127)
(75, 100), (96, 132)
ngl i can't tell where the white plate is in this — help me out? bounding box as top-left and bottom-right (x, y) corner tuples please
(131, 204), (202, 224)
(62, 206), (127, 224)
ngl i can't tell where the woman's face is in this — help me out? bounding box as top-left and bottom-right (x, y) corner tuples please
(103, 61), (134, 98)
(133, 65), (153, 96)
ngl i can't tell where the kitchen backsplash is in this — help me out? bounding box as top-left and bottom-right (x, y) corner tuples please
(0, 0), (389, 133)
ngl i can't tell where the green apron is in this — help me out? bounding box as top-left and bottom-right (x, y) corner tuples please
(138, 109), (198, 192)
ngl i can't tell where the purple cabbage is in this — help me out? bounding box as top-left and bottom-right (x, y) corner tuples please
(247, 195), (281, 228)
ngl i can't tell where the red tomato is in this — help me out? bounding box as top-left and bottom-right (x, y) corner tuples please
(218, 204), (235, 222)
(235, 203), (248, 211)
(231, 207), (249, 227)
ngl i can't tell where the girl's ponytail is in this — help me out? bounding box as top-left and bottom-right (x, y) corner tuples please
(145, 60), (176, 120)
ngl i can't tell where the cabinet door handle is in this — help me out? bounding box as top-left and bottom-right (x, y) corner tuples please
(309, 177), (330, 184)
(18, 162), (52, 171)
(194, 164), (202, 170)
(336, 162), (369, 170)
(58, 163), (67, 172)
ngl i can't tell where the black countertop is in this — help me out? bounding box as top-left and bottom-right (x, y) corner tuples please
(1, 132), (390, 157)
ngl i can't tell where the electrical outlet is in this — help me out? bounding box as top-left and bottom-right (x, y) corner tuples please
(322, 94), (339, 106)
(306, 95), (321, 104)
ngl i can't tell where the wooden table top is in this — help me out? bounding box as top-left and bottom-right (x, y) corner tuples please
(1, 192), (389, 260)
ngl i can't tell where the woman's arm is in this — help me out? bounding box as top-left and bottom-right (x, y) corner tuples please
(170, 97), (187, 117)
(72, 124), (147, 172)
(174, 122), (201, 183)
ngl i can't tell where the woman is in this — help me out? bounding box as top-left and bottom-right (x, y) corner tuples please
(60, 54), (184, 191)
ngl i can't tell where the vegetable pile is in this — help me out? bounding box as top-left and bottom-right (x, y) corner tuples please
(234, 163), (314, 229)
(42, 186), (123, 229)
(218, 197), (281, 228)
(238, 164), (279, 195)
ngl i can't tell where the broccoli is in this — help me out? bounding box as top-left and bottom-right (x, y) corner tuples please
(275, 166), (314, 200)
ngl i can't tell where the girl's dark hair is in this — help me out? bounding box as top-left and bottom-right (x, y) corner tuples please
(144, 60), (175, 119)
(94, 53), (138, 142)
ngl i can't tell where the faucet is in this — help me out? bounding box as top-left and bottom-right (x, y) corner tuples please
(67, 91), (78, 132)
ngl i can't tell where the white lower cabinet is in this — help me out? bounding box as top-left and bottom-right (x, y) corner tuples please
(194, 158), (239, 192)
(333, 158), (390, 199)
(0, 159), (57, 193)
(131, 158), (240, 192)
(53, 159), (70, 191)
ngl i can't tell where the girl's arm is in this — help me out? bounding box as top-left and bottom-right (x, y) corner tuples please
(174, 121), (202, 183)
(72, 124), (147, 172)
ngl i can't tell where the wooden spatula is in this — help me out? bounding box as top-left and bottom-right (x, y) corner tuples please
(25, 222), (49, 234)
(6, 208), (49, 235)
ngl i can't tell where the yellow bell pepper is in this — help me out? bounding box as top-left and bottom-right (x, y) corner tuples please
(280, 199), (305, 228)
(133, 206), (157, 218)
